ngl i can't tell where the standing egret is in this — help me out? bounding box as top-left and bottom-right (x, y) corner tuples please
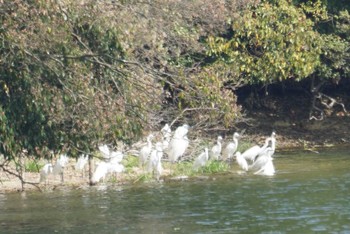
(40, 163), (53, 184)
(168, 124), (190, 163)
(53, 154), (69, 183)
(222, 132), (240, 161)
(210, 136), (223, 161)
(193, 148), (209, 171)
(161, 124), (172, 150)
(75, 154), (89, 177)
(148, 142), (163, 181)
(91, 161), (109, 184)
(233, 152), (249, 171)
(241, 136), (270, 163)
(139, 134), (154, 167)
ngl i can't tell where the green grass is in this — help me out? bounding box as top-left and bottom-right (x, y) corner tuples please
(25, 160), (43, 173)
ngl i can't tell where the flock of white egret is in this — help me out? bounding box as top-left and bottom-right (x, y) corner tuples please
(39, 123), (277, 185)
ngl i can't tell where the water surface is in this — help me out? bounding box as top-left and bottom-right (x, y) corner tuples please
(1, 148), (350, 233)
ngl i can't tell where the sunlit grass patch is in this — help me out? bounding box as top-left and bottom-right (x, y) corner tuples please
(201, 160), (230, 174)
(25, 160), (43, 173)
(122, 155), (139, 171)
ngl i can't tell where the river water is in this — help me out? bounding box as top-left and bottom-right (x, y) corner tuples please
(1, 147), (350, 233)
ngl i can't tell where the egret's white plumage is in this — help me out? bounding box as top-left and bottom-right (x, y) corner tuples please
(168, 124), (190, 163)
(92, 161), (109, 184)
(210, 136), (223, 160)
(161, 123), (172, 139)
(222, 132), (240, 160)
(98, 144), (111, 160)
(234, 152), (249, 171)
(53, 154), (69, 182)
(251, 149), (275, 176)
(139, 134), (154, 167)
(109, 151), (124, 164)
(107, 162), (125, 174)
(75, 154), (88, 171)
(161, 124), (172, 150)
(40, 163), (53, 183)
(241, 137), (270, 163)
(253, 131), (276, 161)
(148, 142), (163, 180)
(173, 124), (189, 138)
(193, 148), (209, 171)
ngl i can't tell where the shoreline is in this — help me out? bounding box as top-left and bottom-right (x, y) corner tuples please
(1, 138), (349, 194)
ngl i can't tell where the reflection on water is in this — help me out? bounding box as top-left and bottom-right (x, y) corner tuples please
(1, 148), (350, 233)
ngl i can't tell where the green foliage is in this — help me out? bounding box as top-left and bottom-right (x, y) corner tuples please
(207, 0), (322, 84)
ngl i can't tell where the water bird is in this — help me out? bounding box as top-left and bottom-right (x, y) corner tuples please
(250, 148), (275, 176)
(139, 134), (154, 167)
(210, 136), (223, 160)
(254, 131), (276, 162)
(233, 152), (249, 171)
(241, 136), (270, 163)
(40, 163), (53, 184)
(53, 154), (69, 183)
(222, 132), (240, 161)
(161, 124), (172, 150)
(193, 148), (209, 171)
(91, 161), (109, 184)
(167, 124), (190, 162)
(75, 154), (89, 177)
(148, 142), (163, 181)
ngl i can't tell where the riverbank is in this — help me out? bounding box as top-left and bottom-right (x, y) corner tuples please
(1, 113), (349, 193)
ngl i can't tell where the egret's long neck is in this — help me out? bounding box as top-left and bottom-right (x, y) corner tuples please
(271, 137), (276, 151)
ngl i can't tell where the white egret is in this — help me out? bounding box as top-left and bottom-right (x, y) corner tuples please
(173, 124), (189, 138)
(168, 124), (190, 163)
(75, 154), (89, 177)
(251, 148), (275, 176)
(148, 142), (163, 181)
(161, 124), (172, 150)
(241, 136), (270, 163)
(193, 148), (209, 171)
(233, 152), (249, 171)
(210, 136), (223, 161)
(109, 150), (124, 164)
(91, 161), (109, 184)
(98, 144), (111, 160)
(161, 123), (172, 139)
(139, 134), (154, 167)
(107, 161), (125, 180)
(222, 132), (240, 161)
(53, 154), (69, 183)
(40, 163), (53, 184)
(253, 131), (276, 162)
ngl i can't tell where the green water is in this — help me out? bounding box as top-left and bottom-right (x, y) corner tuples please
(1, 148), (350, 233)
